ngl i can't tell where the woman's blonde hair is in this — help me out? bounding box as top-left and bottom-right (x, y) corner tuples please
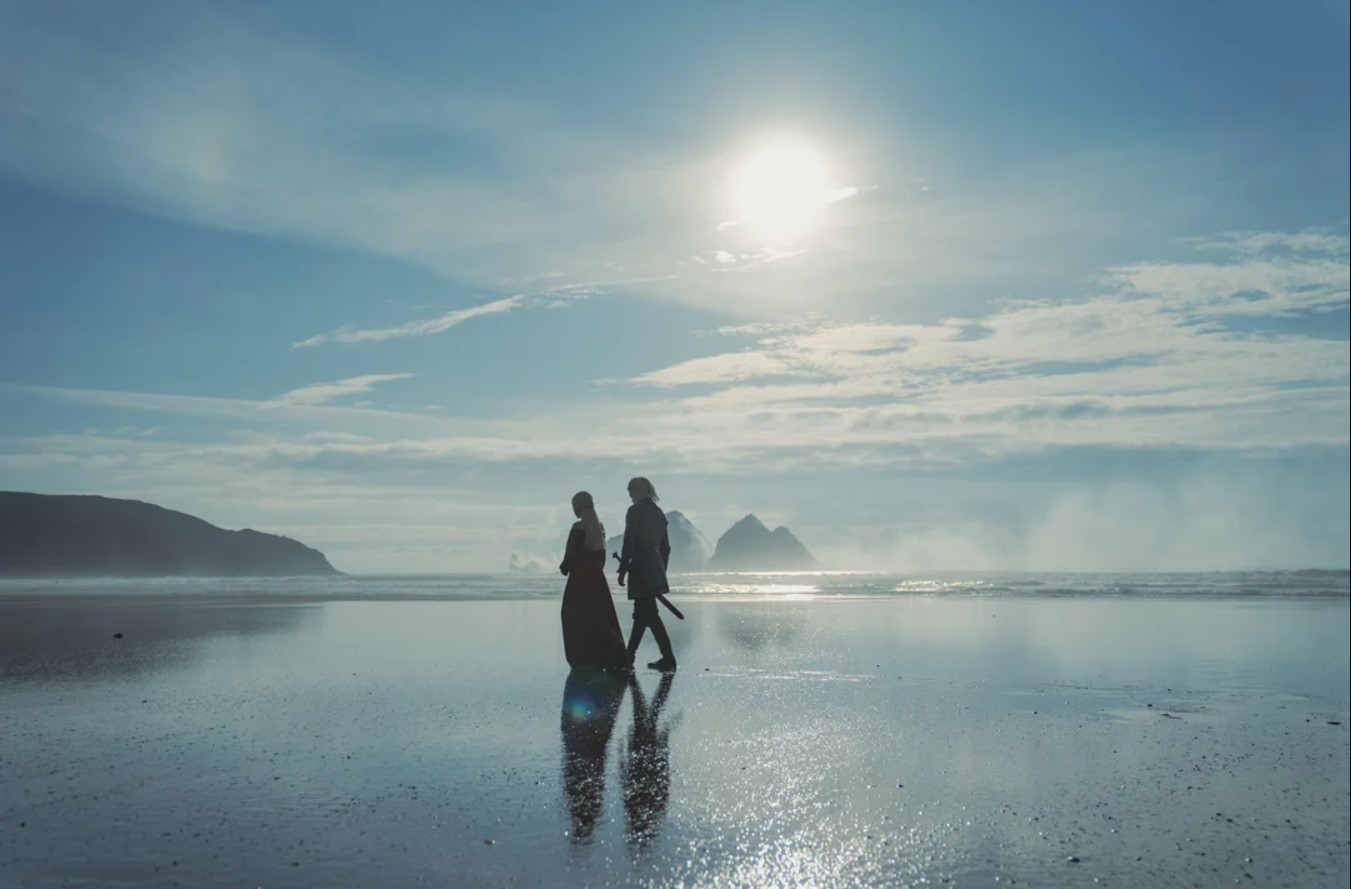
(571, 491), (606, 550)
(627, 476), (659, 503)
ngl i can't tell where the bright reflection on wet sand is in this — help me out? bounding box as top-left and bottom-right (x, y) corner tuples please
(1, 594), (1347, 887)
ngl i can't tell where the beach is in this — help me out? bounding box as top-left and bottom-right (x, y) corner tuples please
(1, 585), (1347, 887)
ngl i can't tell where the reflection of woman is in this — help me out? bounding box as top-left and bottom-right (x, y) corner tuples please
(559, 491), (627, 670)
(621, 673), (675, 851)
(560, 669), (625, 844)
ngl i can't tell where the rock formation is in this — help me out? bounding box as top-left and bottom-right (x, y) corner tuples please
(706, 514), (815, 571)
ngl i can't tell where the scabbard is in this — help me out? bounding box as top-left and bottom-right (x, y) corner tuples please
(614, 551), (683, 619)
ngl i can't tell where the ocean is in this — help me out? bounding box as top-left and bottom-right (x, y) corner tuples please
(3, 568), (1347, 602)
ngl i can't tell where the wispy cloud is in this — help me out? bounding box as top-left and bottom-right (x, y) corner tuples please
(1185, 230), (1351, 256)
(1105, 231), (1349, 317)
(686, 245), (812, 273)
(620, 230), (1350, 459)
(293, 276), (676, 348)
(633, 351), (804, 387)
(6, 232), (1348, 475)
(0, 382), (450, 433)
(273, 373), (416, 405)
(293, 298), (523, 348)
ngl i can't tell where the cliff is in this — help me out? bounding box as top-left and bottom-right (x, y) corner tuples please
(706, 514), (815, 571)
(0, 492), (340, 577)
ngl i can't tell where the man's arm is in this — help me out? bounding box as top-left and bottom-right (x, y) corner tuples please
(659, 527), (671, 569)
(618, 505), (638, 580)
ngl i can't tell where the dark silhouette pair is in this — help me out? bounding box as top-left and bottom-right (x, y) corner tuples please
(560, 478), (677, 673)
(560, 669), (675, 850)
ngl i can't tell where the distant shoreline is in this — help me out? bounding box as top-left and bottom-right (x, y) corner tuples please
(2, 573), (1346, 609)
(2, 567), (1346, 581)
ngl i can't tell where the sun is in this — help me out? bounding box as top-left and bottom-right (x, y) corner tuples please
(726, 136), (837, 243)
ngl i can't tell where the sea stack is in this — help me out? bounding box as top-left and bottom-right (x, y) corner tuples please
(663, 511), (714, 571)
(707, 514), (815, 571)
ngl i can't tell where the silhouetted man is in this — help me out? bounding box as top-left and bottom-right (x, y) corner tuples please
(617, 476), (676, 672)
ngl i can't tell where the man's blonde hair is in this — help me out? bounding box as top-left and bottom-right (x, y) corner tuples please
(627, 476), (659, 503)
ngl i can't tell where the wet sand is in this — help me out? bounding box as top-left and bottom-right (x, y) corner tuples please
(1, 595), (1347, 887)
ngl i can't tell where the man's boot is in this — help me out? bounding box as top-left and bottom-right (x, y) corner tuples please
(646, 619), (677, 672)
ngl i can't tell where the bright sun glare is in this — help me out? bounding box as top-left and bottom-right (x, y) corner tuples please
(727, 136), (837, 243)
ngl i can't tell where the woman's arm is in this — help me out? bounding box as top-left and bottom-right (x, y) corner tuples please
(559, 526), (580, 576)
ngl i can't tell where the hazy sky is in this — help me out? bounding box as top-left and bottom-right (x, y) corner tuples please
(2, 0), (1348, 573)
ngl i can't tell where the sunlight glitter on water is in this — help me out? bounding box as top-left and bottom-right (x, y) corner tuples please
(689, 584), (819, 597)
(893, 579), (991, 593)
(683, 570), (871, 578)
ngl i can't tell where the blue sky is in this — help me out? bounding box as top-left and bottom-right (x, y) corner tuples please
(1, 0), (1347, 572)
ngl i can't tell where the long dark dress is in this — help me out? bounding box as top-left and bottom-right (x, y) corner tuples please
(560, 524), (628, 669)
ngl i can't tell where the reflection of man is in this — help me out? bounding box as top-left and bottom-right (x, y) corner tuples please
(559, 669), (625, 844)
(621, 673), (676, 852)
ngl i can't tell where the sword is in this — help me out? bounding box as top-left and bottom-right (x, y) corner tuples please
(656, 594), (685, 620)
(613, 551), (685, 620)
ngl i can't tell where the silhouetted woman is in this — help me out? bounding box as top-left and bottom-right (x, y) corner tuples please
(617, 477), (676, 671)
(559, 491), (628, 670)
